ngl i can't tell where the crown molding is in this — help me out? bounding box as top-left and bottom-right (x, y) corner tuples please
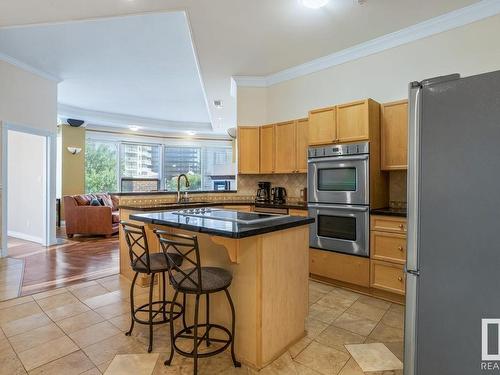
(58, 103), (213, 133)
(0, 51), (61, 82)
(234, 0), (500, 88)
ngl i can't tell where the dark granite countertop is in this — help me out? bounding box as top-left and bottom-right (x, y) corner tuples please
(120, 201), (308, 211)
(370, 207), (407, 218)
(130, 209), (314, 239)
(112, 190), (238, 197)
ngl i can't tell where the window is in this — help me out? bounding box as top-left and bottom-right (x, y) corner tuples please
(163, 147), (202, 191)
(85, 134), (236, 193)
(85, 140), (119, 193)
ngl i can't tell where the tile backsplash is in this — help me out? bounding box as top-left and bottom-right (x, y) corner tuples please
(389, 171), (407, 208)
(237, 174), (307, 199)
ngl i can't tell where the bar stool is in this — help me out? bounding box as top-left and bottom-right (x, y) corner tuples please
(154, 230), (241, 375)
(121, 221), (187, 353)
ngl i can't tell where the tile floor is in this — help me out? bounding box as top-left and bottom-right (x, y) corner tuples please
(0, 275), (404, 374)
(0, 257), (24, 301)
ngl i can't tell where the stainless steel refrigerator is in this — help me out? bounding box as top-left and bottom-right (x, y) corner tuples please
(405, 70), (500, 375)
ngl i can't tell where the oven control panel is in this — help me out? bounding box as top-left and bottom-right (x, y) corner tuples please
(308, 141), (369, 158)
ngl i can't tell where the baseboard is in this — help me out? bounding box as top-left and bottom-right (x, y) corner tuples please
(8, 230), (44, 244)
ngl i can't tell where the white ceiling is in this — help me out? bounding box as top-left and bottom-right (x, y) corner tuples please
(0, 0), (483, 133)
(0, 12), (212, 133)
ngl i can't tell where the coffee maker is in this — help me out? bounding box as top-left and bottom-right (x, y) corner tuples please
(256, 181), (271, 203)
(271, 187), (287, 204)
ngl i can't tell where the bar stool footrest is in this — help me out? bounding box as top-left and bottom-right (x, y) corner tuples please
(172, 323), (232, 359)
(132, 301), (183, 325)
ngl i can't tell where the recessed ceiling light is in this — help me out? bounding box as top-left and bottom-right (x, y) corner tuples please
(214, 99), (223, 108)
(129, 126), (140, 131)
(300, 0), (329, 9)
(186, 131), (197, 136)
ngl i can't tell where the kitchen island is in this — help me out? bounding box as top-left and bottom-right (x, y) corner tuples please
(120, 208), (313, 369)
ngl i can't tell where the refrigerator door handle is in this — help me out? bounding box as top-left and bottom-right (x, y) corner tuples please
(404, 266), (420, 277)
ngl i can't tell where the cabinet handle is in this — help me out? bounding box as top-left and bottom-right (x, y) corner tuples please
(398, 276), (403, 282)
(398, 224), (405, 230)
(398, 246), (404, 251)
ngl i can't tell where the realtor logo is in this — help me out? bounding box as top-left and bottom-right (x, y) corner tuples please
(482, 319), (500, 361)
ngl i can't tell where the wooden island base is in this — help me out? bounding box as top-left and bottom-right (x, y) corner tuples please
(120, 223), (309, 370)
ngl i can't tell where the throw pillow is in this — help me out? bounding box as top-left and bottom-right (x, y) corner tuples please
(90, 198), (101, 206)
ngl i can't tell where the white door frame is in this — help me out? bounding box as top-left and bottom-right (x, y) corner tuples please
(1, 122), (57, 257)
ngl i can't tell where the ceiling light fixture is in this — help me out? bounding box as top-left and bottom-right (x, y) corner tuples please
(186, 131), (197, 136)
(300, 0), (329, 9)
(129, 126), (140, 131)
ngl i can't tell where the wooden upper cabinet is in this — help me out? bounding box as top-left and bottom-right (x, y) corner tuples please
(238, 126), (260, 174)
(381, 100), (408, 170)
(295, 118), (309, 173)
(260, 124), (275, 173)
(274, 121), (296, 173)
(308, 107), (336, 146)
(337, 99), (379, 143)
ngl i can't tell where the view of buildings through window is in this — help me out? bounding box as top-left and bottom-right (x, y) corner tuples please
(85, 136), (236, 193)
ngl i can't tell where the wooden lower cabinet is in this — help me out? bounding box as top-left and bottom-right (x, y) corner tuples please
(370, 260), (405, 295)
(289, 209), (308, 217)
(371, 231), (406, 264)
(310, 248), (370, 287)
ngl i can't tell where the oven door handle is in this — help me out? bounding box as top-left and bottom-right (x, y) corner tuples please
(307, 154), (369, 163)
(308, 203), (369, 212)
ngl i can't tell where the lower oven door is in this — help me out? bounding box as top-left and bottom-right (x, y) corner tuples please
(308, 203), (369, 257)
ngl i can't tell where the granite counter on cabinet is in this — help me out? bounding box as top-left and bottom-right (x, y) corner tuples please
(370, 207), (407, 217)
(119, 200), (308, 211)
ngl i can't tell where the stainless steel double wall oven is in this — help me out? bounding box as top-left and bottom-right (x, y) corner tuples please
(308, 142), (370, 257)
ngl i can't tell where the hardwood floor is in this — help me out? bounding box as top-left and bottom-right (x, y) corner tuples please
(6, 229), (119, 296)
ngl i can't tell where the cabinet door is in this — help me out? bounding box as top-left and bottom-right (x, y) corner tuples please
(295, 118), (309, 173)
(260, 125), (275, 173)
(308, 107), (336, 145)
(274, 121), (296, 173)
(381, 100), (408, 170)
(336, 100), (372, 142)
(238, 127), (260, 174)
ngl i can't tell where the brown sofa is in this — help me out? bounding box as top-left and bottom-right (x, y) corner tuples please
(63, 194), (120, 238)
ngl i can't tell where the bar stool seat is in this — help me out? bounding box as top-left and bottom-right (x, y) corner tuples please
(172, 267), (232, 293)
(132, 252), (183, 273)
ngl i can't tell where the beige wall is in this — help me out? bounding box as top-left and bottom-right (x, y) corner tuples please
(237, 15), (500, 125)
(7, 130), (46, 243)
(61, 125), (86, 197)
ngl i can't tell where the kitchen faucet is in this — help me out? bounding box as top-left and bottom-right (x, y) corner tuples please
(176, 173), (191, 203)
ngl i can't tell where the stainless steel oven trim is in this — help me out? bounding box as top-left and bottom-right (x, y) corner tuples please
(308, 203), (370, 257)
(308, 154), (369, 205)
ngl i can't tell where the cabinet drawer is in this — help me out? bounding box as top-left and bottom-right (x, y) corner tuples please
(371, 231), (406, 264)
(310, 248), (369, 287)
(370, 260), (405, 295)
(371, 215), (407, 233)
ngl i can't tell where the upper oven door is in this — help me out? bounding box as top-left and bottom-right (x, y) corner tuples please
(308, 154), (369, 205)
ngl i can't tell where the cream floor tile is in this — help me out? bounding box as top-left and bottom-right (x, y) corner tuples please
(9, 323), (65, 353)
(56, 310), (105, 335)
(17, 335), (79, 371)
(80, 368), (102, 375)
(337, 358), (364, 375)
(0, 295), (33, 310)
(305, 317), (329, 339)
(333, 312), (378, 336)
(82, 291), (126, 310)
(83, 333), (147, 366)
(381, 309), (404, 330)
(37, 292), (79, 311)
(94, 300), (130, 320)
(295, 341), (350, 375)
(0, 351), (28, 375)
(356, 296), (391, 311)
(108, 313), (132, 332)
(308, 289), (327, 305)
(69, 321), (121, 348)
(345, 343), (403, 372)
(316, 289), (359, 311)
(377, 341), (404, 362)
(44, 301), (91, 321)
(368, 323), (404, 343)
(288, 336), (312, 359)
(309, 280), (334, 294)
(28, 350), (95, 375)
(0, 289), (21, 301)
(98, 276), (149, 296)
(71, 285), (111, 301)
(104, 353), (159, 375)
(1, 312), (52, 337)
(345, 300), (387, 322)
(67, 280), (99, 291)
(315, 325), (365, 354)
(0, 301), (43, 325)
(388, 304), (405, 314)
(309, 303), (346, 324)
(32, 288), (69, 301)
(259, 352), (299, 374)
